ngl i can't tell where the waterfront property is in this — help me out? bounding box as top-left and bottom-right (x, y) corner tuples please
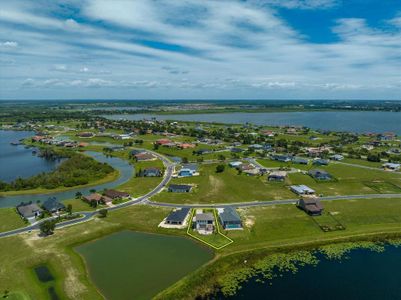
(297, 198), (324, 215)
(164, 208), (191, 225)
(141, 167), (162, 177)
(268, 171), (287, 181)
(42, 197), (65, 214)
(195, 211), (214, 234)
(83, 193), (113, 205)
(16, 202), (43, 221)
(103, 189), (130, 200)
(290, 185), (316, 195)
(218, 207), (242, 229)
(168, 184), (193, 193)
(133, 152), (156, 161)
(309, 169), (332, 181)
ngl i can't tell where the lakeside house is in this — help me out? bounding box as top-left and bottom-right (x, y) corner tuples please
(268, 171), (287, 181)
(165, 208), (190, 225)
(42, 197), (65, 214)
(218, 207), (242, 230)
(134, 152), (156, 162)
(309, 169), (332, 181)
(195, 212), (214, 234)
(177, 164), (199, 177)
(103, 189), (130, 200)
(383, 163), (400, 171)
(16, 202), (43, 221)
(141, 167), (162, 177)
(83, 193), (113, 205)
(297, 198), (324, 215)
(290, 185), (316, 195)
(168, 184), (192, 193)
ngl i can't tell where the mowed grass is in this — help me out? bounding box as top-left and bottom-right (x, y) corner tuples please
(222, 197), (401, 254)
(0, 208), (26, 232)
(151, 163), (295, 204)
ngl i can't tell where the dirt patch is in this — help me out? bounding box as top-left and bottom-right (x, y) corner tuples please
(244, 215), (255, 228)
(206, 175), (224, 197)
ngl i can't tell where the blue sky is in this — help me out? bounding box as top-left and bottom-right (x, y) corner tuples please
(0, 0), (400, 100)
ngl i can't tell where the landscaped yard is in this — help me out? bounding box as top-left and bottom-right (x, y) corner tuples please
(0, 208), (26, 233)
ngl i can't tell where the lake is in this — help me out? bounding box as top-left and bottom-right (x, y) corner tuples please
(105, 111), (401, 134)
(0, 150), (133, 208)
(218, 246), (401, 300)
(75, 230), (213, 300)
(0, 130), (61, 182)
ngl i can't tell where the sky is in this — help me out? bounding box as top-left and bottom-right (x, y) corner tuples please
(0, 0), (400, 100)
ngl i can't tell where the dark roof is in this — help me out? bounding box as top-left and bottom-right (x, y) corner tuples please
(309, 169), (331, 178)
(196, 213), (214, 221)
(299, 198), (324, 213)
(182, 163), (198, 171)
(17, 203), (42, 218)
(219, 207), (241, 223)
(166, 208), (190, 223)
(43, 197), (65, 212)
(104, 189), (130, 199)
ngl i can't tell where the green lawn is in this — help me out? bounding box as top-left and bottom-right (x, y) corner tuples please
(151, 163), (295, 204)
(0, 208), (26, 233)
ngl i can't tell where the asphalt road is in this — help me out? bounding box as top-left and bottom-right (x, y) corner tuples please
(1, 151), (400, 239)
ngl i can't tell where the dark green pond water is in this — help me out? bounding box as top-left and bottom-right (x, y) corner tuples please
(75, 230), (213, 300)
(217, 246), (401, 300)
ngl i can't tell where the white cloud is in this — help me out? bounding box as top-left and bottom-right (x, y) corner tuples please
(0, 41), (18, 48)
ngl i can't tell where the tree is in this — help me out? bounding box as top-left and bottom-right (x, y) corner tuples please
(39, 220), (56, 236)
(89, 189), (96, 194)
(3, 289), (9, 298)
(153, 143), (159, 150)
(216, 164), (225, 173)
(98, 209), (108, 218)
(182, 157), (189, 164)
(75, 192), (82, 199)
(66, 204), (72, 215)
(218, 154), (226, 161)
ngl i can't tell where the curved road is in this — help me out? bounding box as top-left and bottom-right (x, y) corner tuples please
(1, 150), (401, 239)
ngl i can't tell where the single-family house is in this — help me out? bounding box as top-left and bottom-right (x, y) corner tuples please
(194, 149), (212, 155)
(168, 184), (192, 193)
(17, 202), (43, 221)
(231, 147), (244, 153)
(249, 144), (263, 150)
(103, 189), (130, 200)
(165, 208), (190, 225)
(83, 193), (113, 205)
(309, 169), (332, 180)
(42, 197), (65, 213)
(195, 213), (214, 232)
(290, 185), (316, 195)
(268, 171), (287, 181)
(155, 139), (172, 145)
(243, 168), (261, 176)
(218, 207), (242, 229)
(272, 154), (292, 163)
(134, 152), (156, 161)
(76, 132), (94, 138)
(298, 198), (324, 215)
(141, 167), (162, 177)
(238, 163), (255, 171)
(229, 161), (242, 168)
(383, 163), (400, 171)
(178, 143), (196, 149)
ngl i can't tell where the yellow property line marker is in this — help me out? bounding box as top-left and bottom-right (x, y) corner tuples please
(186, 208), (234, 250)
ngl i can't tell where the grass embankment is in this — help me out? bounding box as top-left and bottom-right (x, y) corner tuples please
(0, 208), (26, 232)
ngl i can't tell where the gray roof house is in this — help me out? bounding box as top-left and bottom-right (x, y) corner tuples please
(195, 213), (214, 232)
(17, 202), (43, 220)
(142, 167), (162, 177)
(290, 185), (316, 195)
(168, 184), (192, 193)
(268, 171), (287, 181)
(42, 197), (65, 213)
(218, 207), (242, 229)
(298, 198), (324, 215)
(292, 157), (309, 165)
(309, 169), (332, 181)
(165, 208), (190, 225)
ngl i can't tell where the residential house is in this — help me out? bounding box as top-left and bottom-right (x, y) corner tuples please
(272, 154), (292, 162)
(290, 185), (316, 195)
(268, 171), (287, 181)
(218, 207), (242, 229)
(142, 167), (162, 177)
(165, 208), (190, 225)
(194, 149), (212, 155)
(42, 197), (65, 214)
(243, 168), (261, 176)
(298, 198), (324, 215)
(231, 147), (244, 153)
(178, 143), (196, 149)
(168, 184), (193, 193)
(195, 212), (214, 233)
(309, 169), (332, 180)
(383, 163), (400, 171)
(17, 202), (43, 221)
(134, 152), (156, 161)
(229, 161), (242, 168)
(83, 193), (113, 205)
(330, 154), (344, 161)
(103, 189), (130, 200)
(155, 139), (172, 145)
(76, 132), (94, 138)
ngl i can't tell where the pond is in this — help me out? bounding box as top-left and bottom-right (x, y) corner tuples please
(0, 130), (61, 183)
(75, 230), (213, 300)
(33, 265), (60, 300)
(0, 151), (134, 208)
(217, 246), (401, 300)
(104, 111), (401, 134)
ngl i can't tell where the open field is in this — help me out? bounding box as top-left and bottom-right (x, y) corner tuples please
(0, 208), (27, 232)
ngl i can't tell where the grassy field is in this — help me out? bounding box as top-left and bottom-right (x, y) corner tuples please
(151, 163), (295, 204)
(0, 208), (27, 232)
